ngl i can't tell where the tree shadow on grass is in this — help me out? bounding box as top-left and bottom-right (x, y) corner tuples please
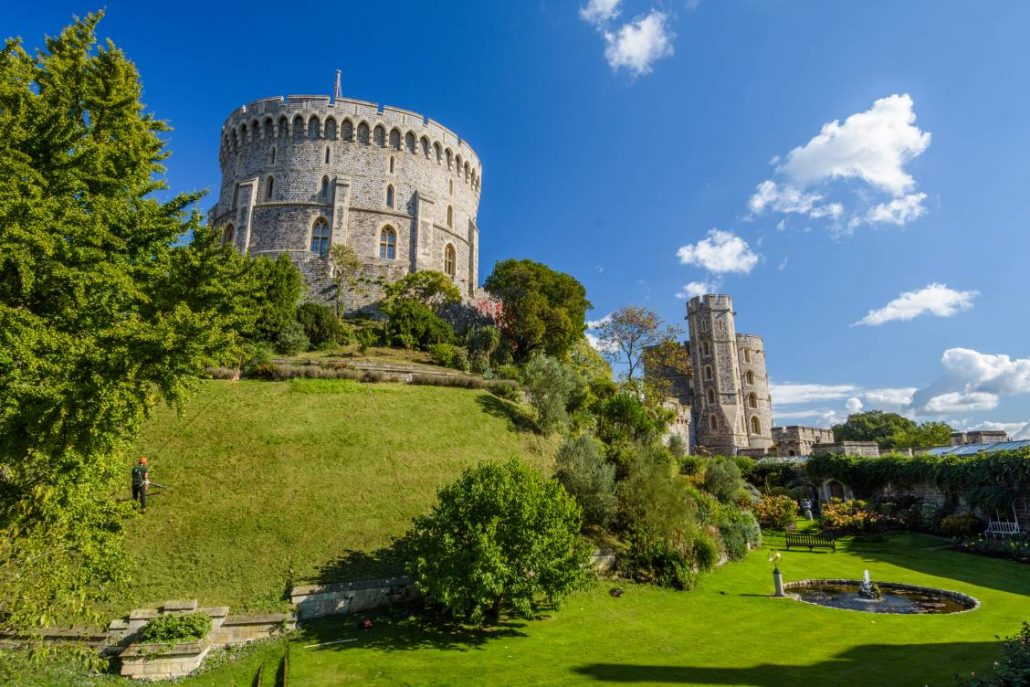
(295, 608), (530, 653)
(571, 640), (999, 686)
(476, 394), (538, 434)
(304, 535), (414, 587)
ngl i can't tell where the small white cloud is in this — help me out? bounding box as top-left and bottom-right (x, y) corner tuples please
(778, 94), (931, 196)
(845, 397), (864, 413)
(854, 283), (978, 326)
(580, 0), (621, 26)
(865, 192), (928, 226)
(770, 383), (860, 405)
(586, 313), (612, 330)
(603, 10), (674, 77)
(777, 256), (788, 271)
(923, 391), (999, 414)
(676, 280), (715, 300)
(862, 387), (917, 408)
(676, 229), (759, 274)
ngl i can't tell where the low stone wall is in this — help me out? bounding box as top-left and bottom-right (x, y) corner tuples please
(210, 613), (297, 645)
(783, 578), (980, 612)
(290, 576), (418, 620)
(119, 638), (212, 682)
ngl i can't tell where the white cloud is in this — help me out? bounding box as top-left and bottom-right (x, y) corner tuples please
(923, 391), (999, 414)
(676, 280), (715, 300)
(586, 314), (612, 330)
(845, 397), (863, 413)
(862, 387), (917, 408)
(865, 192), (928, 226)
(747, 180), (843, 221)
(968, 420), (1030, 439)
(603, 10), (674, 77)
(770, 383), (860, 405)
(778, 94), (931, 196)
(854, 283), (978, 327)
(580, 0), (621, 25)
(676, 229), (759, 274)
(938, 348), (1030, 397)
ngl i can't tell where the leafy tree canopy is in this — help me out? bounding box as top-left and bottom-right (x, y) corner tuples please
(483, 259), (590, 361)
(408, 459), (591, 624)
(597, 306), (682, 380)
(384, 270), (461, 311)
(0, 14), (251, 631)
(832, 410), (919, 449)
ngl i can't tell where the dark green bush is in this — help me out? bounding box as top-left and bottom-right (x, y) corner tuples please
(715, 506), (762, 561)
(273, 320), (310, 355)
(487, 380), (522, 402)
(679, 455), (705, 476)
(940, 513), (982, 538)
(429, 343), (471, 372)
(296, 302), (349, 349)
(624, 529), (698, 591)
(554, 434), (618, 529)
(703, 456), (745, 504)
(140, 613), (211, 645)
(383, 299), (454, 350)
(958, 622), (1030, 687)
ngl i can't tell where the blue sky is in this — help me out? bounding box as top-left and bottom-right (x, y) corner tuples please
(10, 1), (1030, 437)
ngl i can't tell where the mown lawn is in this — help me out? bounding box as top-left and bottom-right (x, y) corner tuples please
(116, 379), (553, 615)
(284, 531), (1030, 687)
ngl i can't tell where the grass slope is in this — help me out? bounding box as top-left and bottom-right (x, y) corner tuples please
(118, 379), (552, 614)
(287, 532), (1030, 687)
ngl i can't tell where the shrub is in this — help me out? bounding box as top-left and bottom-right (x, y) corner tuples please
(296, 302), (349, 349)
(494, 364), (521, 381)
(754, 494), (798, 531)
(704, 456), (745, 504)
(521, 354), (586, 433)
(486, 380), (521, 402)
(820, 498), (899, 536)
(667, 434), (687, 459)
(467, 325), (501, 360)
(958, 622), (1030, 687)
(140, 613), (212, 645)
(429, 343), (471, 372)
(940, 513), (982, 538)
(273, 320), (310, 355)
(408, 459), (591, 624)
(383, 299), (454, 350)
(469, 350), (491, 375)
(715, 505), (762, 561)
(554, 434), (618, 529)
(624, 529), (698, 590)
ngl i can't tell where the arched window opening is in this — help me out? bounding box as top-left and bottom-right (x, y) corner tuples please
(706, 388), (715, 404)
(310, 218), (331, 257)
(222, 224), (234, 245)
(265, 176), (274, 200)
(373, 125), (385, 147)
(320, 176), (330, 201)
(444, 244), (456, 277)
(421, 137), (430, 157)
(748, 393), (758, 409)
(788, 450), (797, 457)
(389, 128), (401, 150)
(703, 365), (713, 381)
(308, 116), (321, 139)
(277, 115), (288, 138)
(446, 149), (453, 169)
(405, 131), (416, 153)
(386, 185), (394, 209)
(357, 122), (369, 144)
(379, 226), (397, 260)
(745, 370), (755, 385)
(269, 146), (276, 165)
(709, 414), (718, 431)
(325, 118), (337, 140)
(464, 161), (470, 182)
(434, 142), (442, 164)
(325, 147), (331, 164)
(446, 205), (453, 228)
(751, 416), (762, 435)
(292, 115), (305, 140)
(702, 341), (711, 356)
(341, 119), (354, 141)
(263, 118), (274, 139)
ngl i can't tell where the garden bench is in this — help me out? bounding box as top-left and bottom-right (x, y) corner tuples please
(984, 520), (1021, 538)
(784, 532), (836, 552)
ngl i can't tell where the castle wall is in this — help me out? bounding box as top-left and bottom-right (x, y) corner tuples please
(211, 95), (482, 305)
(772, 425), (835, 457)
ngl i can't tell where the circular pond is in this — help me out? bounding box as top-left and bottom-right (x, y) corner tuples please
(784, 579), (979, 614)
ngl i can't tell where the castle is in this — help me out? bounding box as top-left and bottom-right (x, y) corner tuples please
(661, 294), (775, 456)
(211, 89), (482, 305)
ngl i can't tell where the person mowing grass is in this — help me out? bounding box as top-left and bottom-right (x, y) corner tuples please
(132, 456), (150, 514)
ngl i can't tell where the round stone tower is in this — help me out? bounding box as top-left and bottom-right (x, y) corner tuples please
(211, 94), (482, 304)
(686, 294), (773, 454)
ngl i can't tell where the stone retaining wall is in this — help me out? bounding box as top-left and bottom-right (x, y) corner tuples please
(290, 576), (418, 620)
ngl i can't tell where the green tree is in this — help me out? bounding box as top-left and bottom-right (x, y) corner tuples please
(295, 302), (348, 349)
(385, 270), (461, 311)
(892, 421), (954, 450)
(328, 243), (366, 315)
(408, 459), (591, 624)
(522, 354), (587, 433)
(483, 259), (591, 361)
(596, 306), (682, 380)
(703, 456), (745, 504)
(0, 14), (248, 632)
(832, 410), (918, 449)
(249, 254), (305, 351)
(555, 434), (618, 528)
(383, 298), (454, 350)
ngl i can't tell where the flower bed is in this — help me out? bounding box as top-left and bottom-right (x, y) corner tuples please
(953, 536), (1030, 564)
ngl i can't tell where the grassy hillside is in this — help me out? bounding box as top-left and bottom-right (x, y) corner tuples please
(116, 379), (553, 614)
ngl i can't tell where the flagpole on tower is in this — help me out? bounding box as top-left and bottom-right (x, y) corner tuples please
(334, 69), (342, 101)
